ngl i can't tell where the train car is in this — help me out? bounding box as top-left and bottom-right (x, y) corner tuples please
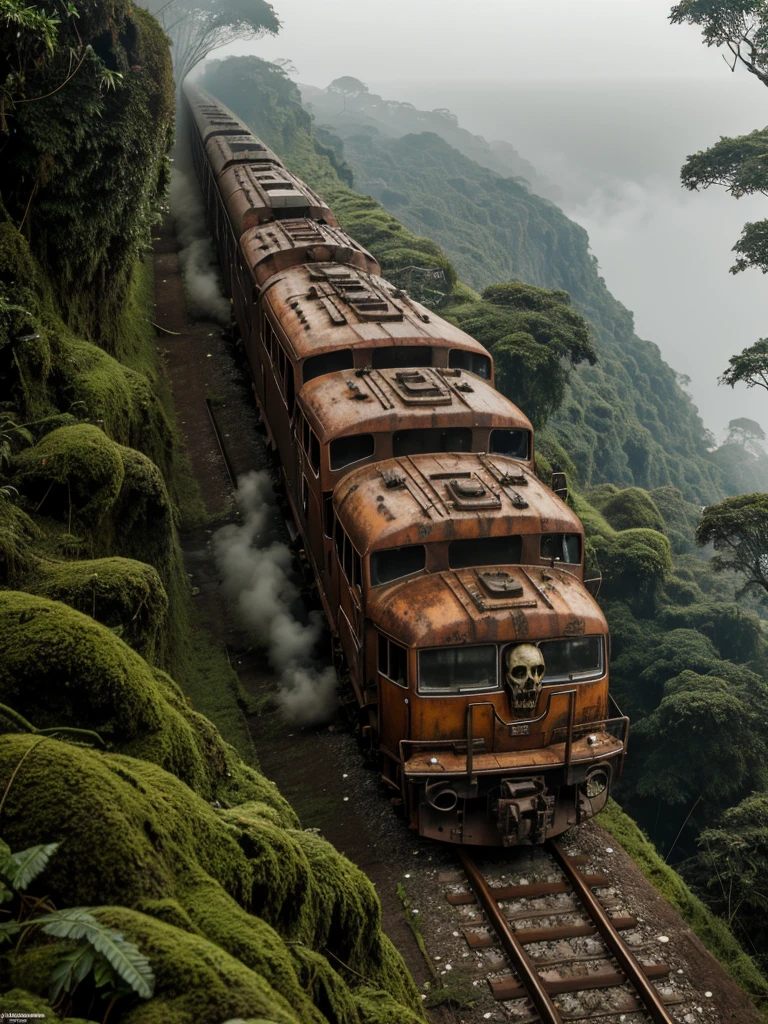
(329, 451), (584, 702)
(369, 564), (627, 846)
(290, 369), (534, 623)
(249, 264), (494, 474)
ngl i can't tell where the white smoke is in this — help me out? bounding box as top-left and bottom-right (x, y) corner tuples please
(213, 471), (339, 726)
(170, 153), (231, 326)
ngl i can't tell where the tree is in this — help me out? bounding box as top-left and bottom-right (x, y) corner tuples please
(725, 416), (767, 450)
(327, 76), (368, 97)
(139, 0), (279, 81)
(670, 1), (768, 85)
(721, 339), (768, 391)
(696, 492), (768, 596)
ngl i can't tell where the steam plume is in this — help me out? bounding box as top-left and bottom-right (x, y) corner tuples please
(213, 471), (339, 726)
(170, 145), (231, 326)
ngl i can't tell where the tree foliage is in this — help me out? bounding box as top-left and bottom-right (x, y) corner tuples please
(140, 0), (279, 81)
(697, 492), (768, 596)
(670, 1), (768, 85)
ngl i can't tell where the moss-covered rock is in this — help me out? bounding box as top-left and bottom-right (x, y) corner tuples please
(0, 592), (293, 816)
(0, 736), (424, 1023)
(588, 485), (666, 534)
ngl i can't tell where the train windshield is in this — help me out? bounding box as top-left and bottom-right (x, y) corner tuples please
(393, 427), (472, 456)
(418, 645), (499, 694)
(448, 536), (522, 569)
(537, 636), (604, 682)
(448, 350), (492, 380)
(370, 545), (426, 586)
(489, 429), (530, 460)
(540, 534), (582, 565)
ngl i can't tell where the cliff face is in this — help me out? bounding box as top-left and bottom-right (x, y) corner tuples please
(0, 11), (425, 1024)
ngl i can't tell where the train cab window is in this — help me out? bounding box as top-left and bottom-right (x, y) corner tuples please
(418, 645), (499, 694)
(303, 349), (354, 382)
(489, 429), (530, 460)
(540, 533), (582, 564)
(335, 523), (362, 586)
(372, 346), (432, 369)
(370, 545), (426, 586)
(323, 492), (334, 538)
(329, 433), (375, 471)
(263, 314), (276, 360)
(301, 416), (321, 474)
(301, 477), (309, 516)
(448, 535), (522, 569)
(378, 633), (408, 687)
(449, 350), (492, 380)
(392, 427), (472, 456)
(535, 636), (604, 683)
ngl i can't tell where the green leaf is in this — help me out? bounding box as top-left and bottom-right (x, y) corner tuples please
(48, 944), (94, 1001)
(9, 842), (59, 889)
(33, 908), (154, 999)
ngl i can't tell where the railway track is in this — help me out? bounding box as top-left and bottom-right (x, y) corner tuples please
(449, 842), (686, 1023)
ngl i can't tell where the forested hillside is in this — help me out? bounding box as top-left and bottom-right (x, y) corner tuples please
(300, 80), (768, 501)
(201, 55), (768, 988)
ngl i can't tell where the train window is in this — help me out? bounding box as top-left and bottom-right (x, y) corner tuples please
(489, 429), (530, 460)
(329, 434), (375, 471)
(392, 427), (472, 456)
(540, 534), (582, 564)
(370, 545), (426, 586)
(285, 365), (295, 413)
(534, 636), (604, 683)
(449, 536), (522, 569)
(309, 430), (320, 473)
(303, 349), (354, 382)
(263, 315), (276, 360)
(449, 350), (492, 380)
(335, 524), (362, 585)
(323, 492), (334, 538)
(372, 345), (432, 369)
(378, 633), (408, 687)
(418, 645), (498, 694)
(301, 477), (309, 516)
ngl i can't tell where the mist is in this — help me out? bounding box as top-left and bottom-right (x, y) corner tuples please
(170, 144), (231, 326)
(364, 75), (768, 439)
(213, 471), (339, 726)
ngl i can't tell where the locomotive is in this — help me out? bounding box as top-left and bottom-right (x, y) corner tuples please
(183, 80), (629, 847)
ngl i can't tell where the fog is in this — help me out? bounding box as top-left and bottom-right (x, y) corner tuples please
(213, 472), (338, 726)
(212, 0), (768, 436)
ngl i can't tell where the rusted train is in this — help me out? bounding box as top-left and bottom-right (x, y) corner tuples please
(183, 80), (629, 847)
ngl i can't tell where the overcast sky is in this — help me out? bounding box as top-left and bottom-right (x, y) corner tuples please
(235, 0), (731, 84)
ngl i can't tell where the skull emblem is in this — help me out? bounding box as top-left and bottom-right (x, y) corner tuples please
(504, 644), (545, 713)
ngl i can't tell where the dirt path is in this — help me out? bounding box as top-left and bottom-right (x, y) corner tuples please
(152, 213), (761, 1024)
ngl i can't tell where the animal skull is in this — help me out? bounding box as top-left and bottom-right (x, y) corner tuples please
(505, 644), (545, 713)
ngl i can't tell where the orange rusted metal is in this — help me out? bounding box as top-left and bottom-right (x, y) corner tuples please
(241, 219), (379, 287)
(333, 452), (581, 576)
(218, 163), (336, 238)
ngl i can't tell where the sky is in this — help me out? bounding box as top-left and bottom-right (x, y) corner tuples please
(214, 0), (768, 438)
(240, 0), (728, 84)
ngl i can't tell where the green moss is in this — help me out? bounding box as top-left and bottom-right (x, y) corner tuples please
(13, 424), (125, 529)
(0, 592), (293, 816)
(29, 556), (168, 661)
(0, 500), (37, 584)
(599, 799), (768, 1016)
(0, 736), (423, 1023)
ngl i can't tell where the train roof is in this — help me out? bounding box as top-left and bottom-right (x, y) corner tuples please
(299, 367), (531, 441)
(334, 454), (579, 554)
(219, 164), (336, 239)
(241, 218), (378, 288)
(369, 564), (607, 648)
(206, 132), (281, 178)
(262, 264), (490, 363)
(183, 81), (254, 144)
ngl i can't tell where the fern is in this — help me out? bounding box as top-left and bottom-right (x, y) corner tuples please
(33, 908), (155, 999)
(8, 841), (59, 890)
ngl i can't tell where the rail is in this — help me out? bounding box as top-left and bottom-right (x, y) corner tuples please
(456, 845), (679, 1023)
